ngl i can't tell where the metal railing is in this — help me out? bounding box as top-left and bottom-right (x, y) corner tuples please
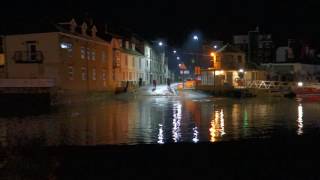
(13, 51), (44, 63)
(246, 80), (293, 90)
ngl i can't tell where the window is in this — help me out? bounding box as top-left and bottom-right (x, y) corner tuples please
(92, 50), (96, 61)
(123, 72), (126, 80)
(102, 69), (107, 87)
(132, 57), (135, 67)
(92, 68), (96, 80)
(125, 55), (128, 66)
(81, 67), (87, 81)
(81, 47), (85, 59)
(139, 58), (142, 69)
(60, 42), (72, 49)
(129, 72), (132, 80)
(68, 66), (74, 80)
(87, 48), (90, 60)
(60, 42), (73, 57)
(102, 69), (106, 81)
(102, 51), (106, 63)
(238, 56), (242, 64)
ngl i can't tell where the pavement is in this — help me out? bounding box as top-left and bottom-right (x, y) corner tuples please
(136, 83), (179, 96)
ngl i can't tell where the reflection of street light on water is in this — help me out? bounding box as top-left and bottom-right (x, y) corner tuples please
(157, 124), (164, 144)
(297, 104), (303, 135)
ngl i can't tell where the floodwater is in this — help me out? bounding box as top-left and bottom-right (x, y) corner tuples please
(1, 93), (320, 146)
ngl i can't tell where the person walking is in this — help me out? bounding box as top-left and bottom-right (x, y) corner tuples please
(152, 79), (157, 91)
(167, 78), (171, 88)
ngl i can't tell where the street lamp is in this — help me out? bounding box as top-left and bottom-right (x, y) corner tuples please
(193, 35), (199, 41)
(210, 52), (216, 90)
(173, 50), (177, 54)
(158, 41), (163, 46)
(214, 45), (218, 49)
(177, 56), (180, 60)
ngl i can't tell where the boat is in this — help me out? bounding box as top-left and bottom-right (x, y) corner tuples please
(292, 82), (320, 97)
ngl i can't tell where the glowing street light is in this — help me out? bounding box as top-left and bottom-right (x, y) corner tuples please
(214, 45), (218, 49)
(298, 82), (304, 87)
(158, 41), (163, 46)
(177, 56), (180, 60)
(239, 69), (244, 73)
(193, 35), (199, 41)
(173, 50), (177, 54)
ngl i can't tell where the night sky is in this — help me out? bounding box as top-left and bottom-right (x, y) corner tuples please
(1, 0), (320, 46)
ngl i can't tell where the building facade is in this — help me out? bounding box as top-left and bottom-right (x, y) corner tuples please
(234, 28), (274, 64)
(1, 18), (114, 103)
(201, 44), (266, 88)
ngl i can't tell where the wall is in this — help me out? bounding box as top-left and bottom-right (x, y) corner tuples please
(5, 32), (60, 79)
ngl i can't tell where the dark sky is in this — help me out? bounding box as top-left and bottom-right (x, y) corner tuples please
(2, 0), (320, 46)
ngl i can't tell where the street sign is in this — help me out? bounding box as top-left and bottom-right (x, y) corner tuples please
(180, 70), (190, 75)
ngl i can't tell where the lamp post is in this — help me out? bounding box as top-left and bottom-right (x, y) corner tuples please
(179, 63), (187, 89)
(210, 52), (216, 90)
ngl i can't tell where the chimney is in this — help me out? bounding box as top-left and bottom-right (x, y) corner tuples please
(91, 25), (97, 38)
(132, 43), (135, 51)
(70, 18), (77, 33)
(81, 22), (88, 36)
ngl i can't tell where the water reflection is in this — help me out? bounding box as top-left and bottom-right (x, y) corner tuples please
(192, 126), (199, 143)
(157, 124), (164, 144)
(0, 97), (319, 146)
(210, 108), (226, 142)
(297, 104), (304, 135)
(172, 102), (182, 142)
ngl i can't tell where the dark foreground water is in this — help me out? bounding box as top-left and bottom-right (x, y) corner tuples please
(1, 93), (320, 146)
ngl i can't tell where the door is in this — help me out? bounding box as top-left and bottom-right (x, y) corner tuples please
(227, 72), (233, 86)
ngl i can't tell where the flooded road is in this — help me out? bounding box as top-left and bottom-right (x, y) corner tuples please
(1, 93), (320, 146)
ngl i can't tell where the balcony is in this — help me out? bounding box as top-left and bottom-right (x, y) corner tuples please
(13, 51), (44, 63)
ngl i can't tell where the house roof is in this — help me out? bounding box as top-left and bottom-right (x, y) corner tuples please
(0, 17), (107, 44)
(120, 48), (143, 56)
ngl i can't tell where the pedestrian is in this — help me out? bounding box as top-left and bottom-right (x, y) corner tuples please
(124, 81), (129, 92)
(167, 78), (171, 88)
(152, 79), (157, 91)
(139, 78), (143, 88)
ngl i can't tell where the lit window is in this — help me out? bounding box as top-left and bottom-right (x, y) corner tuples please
(81, 67), (87, 81)
(81, 47), (85, 59)
(87, 48), (90, 60)
(92, 68), (96, 80)
(68, 66), (74, 80)
(60, 42), (72, 49)
(92, 50), (96, 61)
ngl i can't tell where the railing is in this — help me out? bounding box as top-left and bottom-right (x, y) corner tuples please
(246, 80), (293, 90)
(13, 51), (44, 63)
(0, 79), (55, 88)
